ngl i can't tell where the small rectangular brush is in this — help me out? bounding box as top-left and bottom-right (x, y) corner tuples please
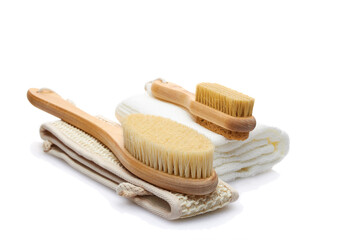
(150, 79), (256, 140)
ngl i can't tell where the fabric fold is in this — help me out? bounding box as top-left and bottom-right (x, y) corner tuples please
(39, 119), (238, 220)
(116, 93), (290, 182)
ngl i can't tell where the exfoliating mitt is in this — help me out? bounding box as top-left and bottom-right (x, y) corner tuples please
(39, 117), (238, 220)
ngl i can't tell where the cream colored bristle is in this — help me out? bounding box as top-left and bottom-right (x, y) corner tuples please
(195, 83), (255, 117)
(122, 114), (214, 179)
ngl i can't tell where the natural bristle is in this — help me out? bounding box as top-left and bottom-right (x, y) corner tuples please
(122, 114), (214, 179)
(195, 83), (254, 117)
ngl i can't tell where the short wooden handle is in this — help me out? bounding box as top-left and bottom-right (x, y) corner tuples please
(151, 79), (194, 108)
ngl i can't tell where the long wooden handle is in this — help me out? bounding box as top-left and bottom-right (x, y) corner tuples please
(27, 88), (121, 148)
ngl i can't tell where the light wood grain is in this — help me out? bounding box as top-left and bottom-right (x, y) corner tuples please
(151, 79), (256, 132)
(27, 88), (218, 195)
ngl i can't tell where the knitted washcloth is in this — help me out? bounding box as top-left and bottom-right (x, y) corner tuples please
(116, 93), (290, 182)
(39, 119), (238, 220)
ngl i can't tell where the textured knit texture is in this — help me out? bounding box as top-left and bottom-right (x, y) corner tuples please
(116, 93), (290, 182)
(175, 181), (233, 218)
(39, 120), (238, 220)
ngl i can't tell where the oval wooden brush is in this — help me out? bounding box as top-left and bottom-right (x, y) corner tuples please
(150, 79), (256, 140)
(27, 88), (218, 195)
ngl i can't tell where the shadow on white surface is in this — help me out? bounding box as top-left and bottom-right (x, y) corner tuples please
(229, 170), (280, 193)
(30, 141), (278, 228)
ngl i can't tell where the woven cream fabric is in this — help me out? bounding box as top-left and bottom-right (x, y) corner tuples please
(39, 119), (238, 220)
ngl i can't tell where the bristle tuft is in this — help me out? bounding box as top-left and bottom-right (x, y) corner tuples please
(195, 83), (254, 117)
(122, 114), (214, 178)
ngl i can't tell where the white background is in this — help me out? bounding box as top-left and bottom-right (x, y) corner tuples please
(1, 0), (359, 239)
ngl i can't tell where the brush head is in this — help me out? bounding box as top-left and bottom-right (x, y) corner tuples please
(195, 83), (254, 117)
(122, 114), (214, 179)
(195, 83), (255, 140)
